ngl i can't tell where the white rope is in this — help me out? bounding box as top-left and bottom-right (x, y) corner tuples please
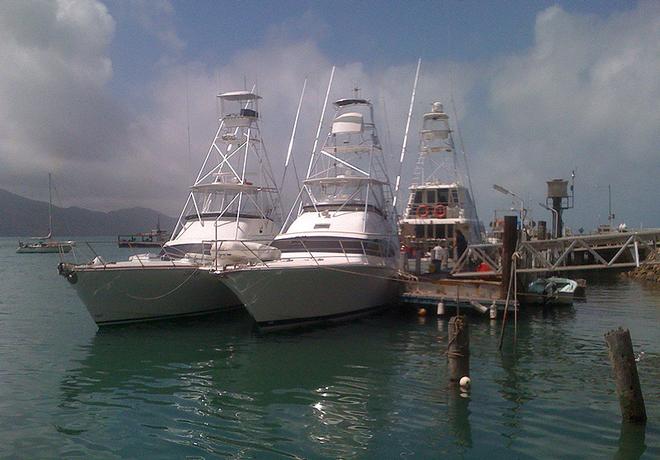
(125, 268), (201, 301)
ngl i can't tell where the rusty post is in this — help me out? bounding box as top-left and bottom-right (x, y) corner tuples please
(500, 215), (518, 299)
(604, 327), (647, 423)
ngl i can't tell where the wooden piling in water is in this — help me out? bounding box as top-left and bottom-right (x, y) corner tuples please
(448, 315), (469, 384)
(604, 327), (647, 423)
(500, 215), (518, 299)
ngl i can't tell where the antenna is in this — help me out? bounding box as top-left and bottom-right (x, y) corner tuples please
(393, 58), (422, 210)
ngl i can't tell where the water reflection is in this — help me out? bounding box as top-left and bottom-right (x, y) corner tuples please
(47, 292), (658, 458)
(614, 422), (646, 460)
(58, 313), (402, 458)
(447, 387), (472, 449)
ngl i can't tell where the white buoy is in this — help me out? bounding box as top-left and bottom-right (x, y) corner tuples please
(437, 301), (445, 316)
(460, 376), (471, 388)
(489, 302), (497, 320)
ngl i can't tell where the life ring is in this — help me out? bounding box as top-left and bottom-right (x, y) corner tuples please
(433, 204), (446, 218)
(416, 204), (430, 218)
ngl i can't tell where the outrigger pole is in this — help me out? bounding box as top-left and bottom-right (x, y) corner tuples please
(305, 66), (335, 180)
(280, 78), (307, 192)
(393, 58), (422, 211)
(294, 66), (335, 218)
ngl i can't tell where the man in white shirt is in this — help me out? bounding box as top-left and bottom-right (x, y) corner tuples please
(431, 242), (448, 271)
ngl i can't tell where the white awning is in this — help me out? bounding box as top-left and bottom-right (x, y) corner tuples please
(217, 90), (261, 101)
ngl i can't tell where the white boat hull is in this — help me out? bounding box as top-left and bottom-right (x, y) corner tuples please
(67, 264), (241, 326)
(17, 242), (74, 253)
(221, 262), (401, 329)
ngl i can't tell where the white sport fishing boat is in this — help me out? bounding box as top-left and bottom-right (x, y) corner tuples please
(17, 173), (75, 254)
(399, 102), (480, 255)
(59, 90), (282, 325)
(220, 89), (401, 330)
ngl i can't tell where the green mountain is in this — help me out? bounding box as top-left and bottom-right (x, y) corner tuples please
(0, 188), (177, 237)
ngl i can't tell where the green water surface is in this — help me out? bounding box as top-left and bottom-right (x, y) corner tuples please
(0, 237), (658, 458)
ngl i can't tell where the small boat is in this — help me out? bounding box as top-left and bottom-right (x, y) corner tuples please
(520, 277), (578, 306)
(117, 219), (169, 248)
(17, 173), (75, 254)
(59, 90), (283, 326)
(221, 91), (402, 330)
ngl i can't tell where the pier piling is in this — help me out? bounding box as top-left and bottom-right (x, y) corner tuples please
(448, 315), (470, 384)
(500, 216), (518, 299)
(604, 328), (647, 423)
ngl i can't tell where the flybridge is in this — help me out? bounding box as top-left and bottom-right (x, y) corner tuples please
(172, 89), (282, 240)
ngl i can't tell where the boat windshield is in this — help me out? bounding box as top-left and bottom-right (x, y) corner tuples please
(302, 178), (387, 214)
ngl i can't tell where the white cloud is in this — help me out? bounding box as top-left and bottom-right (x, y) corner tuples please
(0, 0), (127, 196)
(472, 3), (660, 229)
(125, 0), (184, 54)
(1, 2), (657, 231)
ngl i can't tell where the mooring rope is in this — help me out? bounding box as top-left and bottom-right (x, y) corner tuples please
(125, 267), (201, 301)
(446, 316), (466, 358)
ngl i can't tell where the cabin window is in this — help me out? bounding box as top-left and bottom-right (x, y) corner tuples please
(427, 189), (437, 204)
(414, 191), (423, 204)
(415, 225), (425, 238)
(438, 189), (449, 204)
(451, 189), (459, 204)
(447, 225), (454, 239)
(434, 224), (446, 239)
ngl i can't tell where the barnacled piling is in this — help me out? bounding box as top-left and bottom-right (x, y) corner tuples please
(448, 315), (469, 384)
(604, 327), (647, 423)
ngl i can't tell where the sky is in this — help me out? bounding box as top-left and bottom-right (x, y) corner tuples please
(0, 0), (658, 232)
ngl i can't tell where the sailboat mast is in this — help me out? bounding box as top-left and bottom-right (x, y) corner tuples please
(48, 173), (53, 239)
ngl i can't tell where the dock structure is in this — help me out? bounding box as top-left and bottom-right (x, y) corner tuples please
(451, 229), (660, 277)
(400, 278), (516, 317)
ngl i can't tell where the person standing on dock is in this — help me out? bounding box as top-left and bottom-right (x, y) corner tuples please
(431, 242), (448, 271)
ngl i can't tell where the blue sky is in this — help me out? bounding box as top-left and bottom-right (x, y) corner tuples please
(106, 1), (634, 93)
(0, 0), (657, 231)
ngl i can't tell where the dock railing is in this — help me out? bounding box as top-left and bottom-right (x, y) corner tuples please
(451, 229), (660, 277)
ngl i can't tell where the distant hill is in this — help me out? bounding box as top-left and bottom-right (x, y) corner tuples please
(0, 188), (177, 237)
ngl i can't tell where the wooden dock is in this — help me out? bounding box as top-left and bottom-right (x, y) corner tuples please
(400, 278), (517, 317)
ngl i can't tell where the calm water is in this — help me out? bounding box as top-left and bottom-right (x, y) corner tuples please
(0, 237), (658, 459)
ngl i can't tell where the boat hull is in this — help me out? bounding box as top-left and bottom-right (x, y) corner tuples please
(518, 292), (574, 306)
(17, 243), (73, 253)
(221, 263), (401, 329)
(16, 246), (72, 254)
(68, 265), (241, 326)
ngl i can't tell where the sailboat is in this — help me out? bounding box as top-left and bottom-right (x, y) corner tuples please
(220, 88), (402, 330)
(16, 173), (75, 254)
(58, 90), (283, 326)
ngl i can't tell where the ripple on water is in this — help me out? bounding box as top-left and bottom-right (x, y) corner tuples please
(1, 244), (659, 458)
